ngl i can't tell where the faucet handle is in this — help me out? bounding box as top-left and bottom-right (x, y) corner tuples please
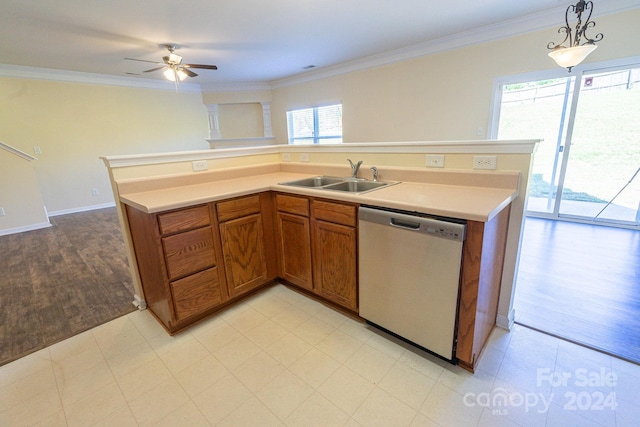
(370, 166), (379, 182)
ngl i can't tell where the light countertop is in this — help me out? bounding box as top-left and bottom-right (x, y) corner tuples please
(120, 171), (517, 222)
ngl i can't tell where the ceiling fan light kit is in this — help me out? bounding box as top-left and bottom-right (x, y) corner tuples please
(125, 44), (218, 83)
(547, 0), (604, 72)
(163, 68), (188, 81)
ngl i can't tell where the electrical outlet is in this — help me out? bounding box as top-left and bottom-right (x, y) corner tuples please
(91, 188), (99, 196)
(426, 154), (445, 168)
(0, 207), (5, 216)
(192, 160), (208, 171)
(299, 153), (309, 162)
(34, 146), (42, 155)
(282, 153), (291, 162)
(473, 155), (497, 170)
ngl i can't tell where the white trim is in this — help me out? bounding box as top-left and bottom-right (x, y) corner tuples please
(207, 137), (276, 149)
(101, 146), (281, 168)
(0, 221), (51, 236)
(496, 310), (515, 331)
(132, 294), (147, 310)
(0, 141), (37, 161)
(0, 63), (202, 93)
(271, 0), (640, 89)
(102, 140), (539, 169)
(47, 202), (116, 217)
(200, 82), (272, 92)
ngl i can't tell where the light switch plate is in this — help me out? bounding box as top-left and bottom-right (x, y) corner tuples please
(192, 160), (208, 171)
(0, 207), (5, 216)
(426, 155), (445, 168)
(299, 153), (309, 162)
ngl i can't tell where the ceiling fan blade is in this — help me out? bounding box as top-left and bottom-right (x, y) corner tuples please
(142, 66), (167, 73)
(182, 68), (198, 78)
(125, 57), (163, 64)
(184, 64), (218, 70)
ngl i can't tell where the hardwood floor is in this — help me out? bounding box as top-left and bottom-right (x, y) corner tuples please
(515, 217), (640, 364)
(0, 208), (135, 366)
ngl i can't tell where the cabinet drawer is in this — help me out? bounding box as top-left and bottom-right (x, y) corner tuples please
(162, 226), (216, 281)
(171, 267), (222, 320)
(276, 194), (309, 217)
(313, 200), (357, 227)
(217, 195), (261, 222)
(158, 205), (210, 235)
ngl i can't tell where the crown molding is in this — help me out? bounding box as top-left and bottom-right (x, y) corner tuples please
(0, 63), (202, 92)
(200, 82), (273, 93)
(271, 0), (640, 88)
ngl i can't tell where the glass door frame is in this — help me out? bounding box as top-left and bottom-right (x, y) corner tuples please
(489, 57), (640, 230)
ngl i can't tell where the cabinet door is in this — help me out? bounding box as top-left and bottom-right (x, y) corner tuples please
(312, 220), (357, 310)
(277, 212), (313, 290)
(219, 213), (268, 297)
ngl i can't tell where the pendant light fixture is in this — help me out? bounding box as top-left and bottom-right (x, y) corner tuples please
(547, 0), (604, 72)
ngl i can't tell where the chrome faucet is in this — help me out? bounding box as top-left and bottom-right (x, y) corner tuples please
(347, 159), (363, 178)
(370, 166), (379, 182)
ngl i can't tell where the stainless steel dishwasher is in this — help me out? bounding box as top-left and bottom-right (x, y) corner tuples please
(358, 206), (466, 361)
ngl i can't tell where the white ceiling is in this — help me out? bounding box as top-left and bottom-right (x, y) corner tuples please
(1, 0), (637, 89)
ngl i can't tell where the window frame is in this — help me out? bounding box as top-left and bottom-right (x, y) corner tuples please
(286, 103), (343, 145)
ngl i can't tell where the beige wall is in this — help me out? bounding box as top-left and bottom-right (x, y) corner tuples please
(218, 103), (264, 139)
(269, 9), (640, 144)
(0, 147), (49, 235)
(0, 78), (210, 214)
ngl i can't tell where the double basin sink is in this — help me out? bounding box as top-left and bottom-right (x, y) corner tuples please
(280, 176), (399, 194)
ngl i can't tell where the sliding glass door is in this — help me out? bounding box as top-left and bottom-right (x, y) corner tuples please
(496, 65), (640, 228)
(559, 69), (640, 225)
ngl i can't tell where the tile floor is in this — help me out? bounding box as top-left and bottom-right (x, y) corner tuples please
(1, 284), (639, 426)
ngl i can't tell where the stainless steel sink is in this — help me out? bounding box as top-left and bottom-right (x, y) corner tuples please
(280, 176), (344, 188)
(279, 176), (398, 194)
(323, 180), (391, 193)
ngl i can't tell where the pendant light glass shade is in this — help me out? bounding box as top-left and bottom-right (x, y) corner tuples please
(548, 43), (598, 69)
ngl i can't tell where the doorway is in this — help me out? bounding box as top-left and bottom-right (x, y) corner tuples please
(493, 63), (640, 362)
(497, 67), (640, 227)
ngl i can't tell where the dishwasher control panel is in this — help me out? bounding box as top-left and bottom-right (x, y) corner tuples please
(360, 206), (466, 242)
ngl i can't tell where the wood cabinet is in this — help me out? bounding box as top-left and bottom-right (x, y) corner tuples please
(312, 199), (358, 311)
(125, 204), (227, 333)
(274, 194), (358, 312)
(124, 184), (505, 372)
(125, 193), (276, 334)
(275, 194), (313, 290)
(456, 205), (511, 372)
(217, 193), (277, 298)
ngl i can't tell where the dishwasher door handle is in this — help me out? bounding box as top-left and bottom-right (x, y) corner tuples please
(390, 217), (421, 230)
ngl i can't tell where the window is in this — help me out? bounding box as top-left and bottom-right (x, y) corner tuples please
(287, 104), (343, 144)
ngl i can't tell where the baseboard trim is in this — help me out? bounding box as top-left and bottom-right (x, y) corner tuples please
(0, 221), (52, 236)
(496, 309), (515, 331)
(132, 294), (147, 310)
(48, 202), (116, 217)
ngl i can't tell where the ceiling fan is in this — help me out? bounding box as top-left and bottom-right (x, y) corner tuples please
(125, 44), (217, 82)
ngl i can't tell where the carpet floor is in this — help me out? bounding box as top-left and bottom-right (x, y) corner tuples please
(0, 207), (135, 366)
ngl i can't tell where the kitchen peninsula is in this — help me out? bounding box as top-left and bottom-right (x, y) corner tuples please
(102, 140), (537, 372)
